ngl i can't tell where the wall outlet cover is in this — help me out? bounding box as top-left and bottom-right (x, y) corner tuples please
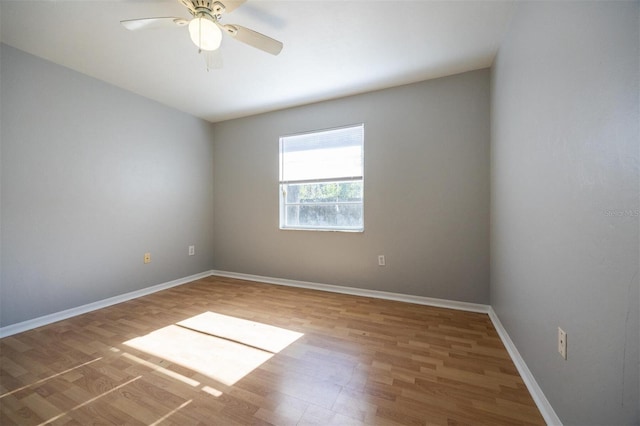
(558, 327), (567, 360)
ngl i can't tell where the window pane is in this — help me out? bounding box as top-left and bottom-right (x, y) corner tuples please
(285, 181), (363, 204)
(285, 204), (363, 229)
(281, 125), (363, 182)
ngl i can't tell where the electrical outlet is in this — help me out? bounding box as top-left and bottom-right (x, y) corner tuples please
(144, 252), (151, 264)
(558, 327), (567, 360)
(188, 245), (195, 256)
(378, 255), (386, 266)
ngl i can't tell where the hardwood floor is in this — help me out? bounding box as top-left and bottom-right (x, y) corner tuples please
(0, 276), (545, 425)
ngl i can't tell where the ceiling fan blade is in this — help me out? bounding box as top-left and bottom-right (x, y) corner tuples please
(120, 17), (188, 31)
(219, 24), (283, 55)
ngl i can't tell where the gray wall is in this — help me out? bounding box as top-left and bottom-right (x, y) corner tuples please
(0, 44), (215, 326)
(212, 70), (490, 304)
(490, 2), (639, 425)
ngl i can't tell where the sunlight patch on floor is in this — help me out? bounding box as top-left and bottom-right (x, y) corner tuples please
(121, 352), (201, 388)
(178, 311), (304, 353)
(123, 312), (303, 387)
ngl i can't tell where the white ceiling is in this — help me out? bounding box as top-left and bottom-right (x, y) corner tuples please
(0, 0), (516, 123)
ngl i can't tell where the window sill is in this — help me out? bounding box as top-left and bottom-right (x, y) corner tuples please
(279, 227), (364, 233)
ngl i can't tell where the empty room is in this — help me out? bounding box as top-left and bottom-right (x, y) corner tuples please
(0, 0), (638, 425)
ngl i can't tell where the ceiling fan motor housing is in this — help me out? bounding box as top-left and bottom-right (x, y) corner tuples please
(179, 0), (226, 16)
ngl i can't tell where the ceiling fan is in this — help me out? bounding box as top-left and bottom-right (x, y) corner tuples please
(121, 0), (283, 65)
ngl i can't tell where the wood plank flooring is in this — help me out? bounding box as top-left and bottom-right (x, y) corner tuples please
(0, 276), (545, 425)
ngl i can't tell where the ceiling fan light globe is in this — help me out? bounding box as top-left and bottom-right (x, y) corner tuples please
(188, 17), (222, 51)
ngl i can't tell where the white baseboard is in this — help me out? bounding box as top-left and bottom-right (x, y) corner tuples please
(210, 270), (490, 314)
(0, 271), (213, 338)
(488, 307), (562, 425)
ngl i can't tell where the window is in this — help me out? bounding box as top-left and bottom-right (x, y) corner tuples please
(279, 124), (364, 231)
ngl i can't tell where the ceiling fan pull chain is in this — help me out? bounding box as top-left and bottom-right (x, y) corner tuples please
(198, 17), (203, 54)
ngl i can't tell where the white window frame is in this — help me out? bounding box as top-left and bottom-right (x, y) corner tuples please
(279, 124), (364, 232)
